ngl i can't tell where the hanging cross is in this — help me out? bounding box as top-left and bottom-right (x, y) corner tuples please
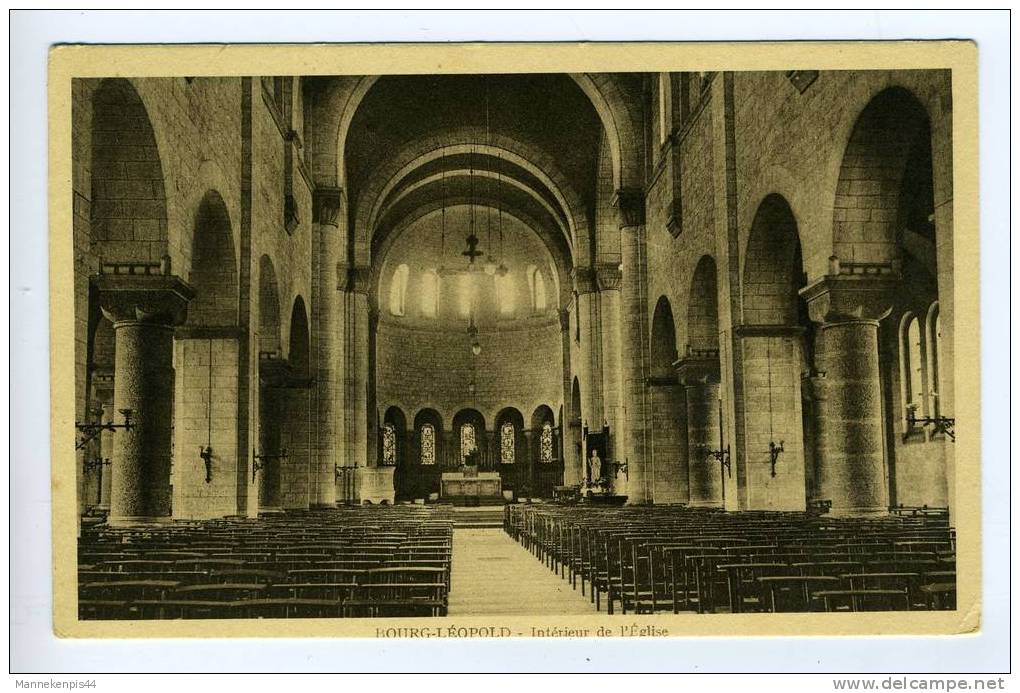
(462, 233), (483, 264)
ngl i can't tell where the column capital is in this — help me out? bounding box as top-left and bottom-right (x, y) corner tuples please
(594, 262), (623, 292)
(91, 268), (195, 326)
(799, 258), (900, 324)
(312, 185), (344, 227)
(612, 188), (646, 227)
(674, 347), (721, 386)
(572, 266), (597, 295)
(340, 265), (373, 295)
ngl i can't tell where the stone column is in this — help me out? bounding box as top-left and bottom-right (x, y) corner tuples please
(347, 267), (393, 503)
(801, 264), (897, 516)
(312, 186), (344, 509)
(93, 269), (193, 526)
(647, 376), (688, 504)
(677, 353), (724, 508)
(572, 267), (602, 429)
(522, 429), (536, 499)
(93, 372), (115, 510)
(281, 375), (313, 510)
(558, 308), (581, 486)
(595, 262), (624, 484)
(614, 189), (650, 503)
(257, 354), (289, 512)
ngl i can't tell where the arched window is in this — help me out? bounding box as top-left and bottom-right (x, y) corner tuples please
(540, 422), (554, 463)
(927, 302), (942, 417)
(457, 272), (473, 318)
(900, 313), (925, 422)
(389, 264), (409, 316)
(381, 423), (396, 465)
(528, 266), (547, 313)
(500, 421), (515, 464)
(419, 424), (435, 465)
(495, 272), (515, 316)
(460, 423), (476, 461)
(420, 269), (439, 318)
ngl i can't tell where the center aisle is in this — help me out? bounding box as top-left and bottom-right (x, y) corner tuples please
(446, 528), (597, 615)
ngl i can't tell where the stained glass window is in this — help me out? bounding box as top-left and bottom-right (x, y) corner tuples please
(460, 423), (476, 460)
(540, 422), (554, 463)
(500, 421), (515, 464)
(420, 423), (435, 465)
(381, 423), (396, 465)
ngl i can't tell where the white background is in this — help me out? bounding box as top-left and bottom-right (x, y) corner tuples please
(8, 9), (1013, 677)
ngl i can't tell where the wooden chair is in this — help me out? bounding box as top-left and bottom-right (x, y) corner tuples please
(812, 589), (911, 612)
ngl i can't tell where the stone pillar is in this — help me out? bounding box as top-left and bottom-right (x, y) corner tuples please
(171, 330), (242, 520)
(349, 267), (370, 471)
(93, 372), (115, 509)
(677, 354), (724, 508)
(257, 354), (289, 512)
(346, 267), (393, 503)
(735, 325), (809, 511)
(522, 429), (536, 499)
(647, 376), (688, 504)
(93, 269), (193, 526)
(281, 376), (313, 511)
(595, 262), (624, 484)
(614, 189), (650, 503)
(558, 308), (581, 486)
(572, 266), (602, 431)
(801, 265), (897, 516)
(312, 186), (344, 509)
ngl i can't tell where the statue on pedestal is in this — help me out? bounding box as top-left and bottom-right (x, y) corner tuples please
(589, 449), (602, 488)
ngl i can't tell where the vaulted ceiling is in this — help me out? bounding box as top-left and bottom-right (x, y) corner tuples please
(343, 74), (605, 272)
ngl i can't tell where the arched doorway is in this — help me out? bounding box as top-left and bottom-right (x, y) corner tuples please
(648, 296), (687, 504)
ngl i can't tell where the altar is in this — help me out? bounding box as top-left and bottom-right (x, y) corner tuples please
(440, 468), (503, 504)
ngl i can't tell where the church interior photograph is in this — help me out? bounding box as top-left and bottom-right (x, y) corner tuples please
(70, 68), (957, 620)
